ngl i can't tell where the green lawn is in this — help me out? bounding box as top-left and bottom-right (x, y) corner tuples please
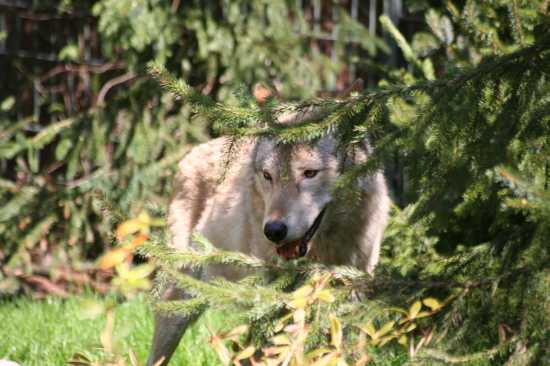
(0, 294), (437, 366)
(0, 294), (225, 366)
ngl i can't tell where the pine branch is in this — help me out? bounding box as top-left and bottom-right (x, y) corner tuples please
(148, 63), (262, 130)
(161, 266), (287, 308)
(150, 38), (550, 145)
(379, 15), (435, 80)
(155, 298), (208, 318)
(138, 233), (269, 270)
(417, 336), (519, 364)
(0, 115), (82, 159)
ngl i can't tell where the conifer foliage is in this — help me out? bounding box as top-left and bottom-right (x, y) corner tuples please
(0, 0), (382, 295)
(142, 3), (550, 364)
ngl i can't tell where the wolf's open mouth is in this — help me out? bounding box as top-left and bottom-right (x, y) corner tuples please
(276, 207), (326, 260)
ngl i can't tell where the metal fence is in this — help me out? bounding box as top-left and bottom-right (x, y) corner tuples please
(0, 0), (420, 115)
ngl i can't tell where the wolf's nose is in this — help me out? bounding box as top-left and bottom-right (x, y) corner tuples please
(264, 221), (288, 242)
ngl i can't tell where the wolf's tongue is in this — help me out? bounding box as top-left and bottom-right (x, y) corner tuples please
(276, 240), (301, 259)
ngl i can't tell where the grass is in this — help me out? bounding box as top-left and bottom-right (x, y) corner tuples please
(0, 293), (484, 366)
(0, 294), (226, 366)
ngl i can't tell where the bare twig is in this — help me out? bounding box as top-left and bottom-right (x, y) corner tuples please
(96, 72), (137, 106)
(19, 275), (69, 298)
(40, 61), (125, 82)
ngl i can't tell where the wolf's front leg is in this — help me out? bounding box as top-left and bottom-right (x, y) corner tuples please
(146, 284), (203, 366)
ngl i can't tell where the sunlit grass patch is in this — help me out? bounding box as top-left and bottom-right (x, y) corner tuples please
(0, 294), (225, 366)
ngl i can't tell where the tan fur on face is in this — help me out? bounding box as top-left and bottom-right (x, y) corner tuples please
(253, 137), (340, 242)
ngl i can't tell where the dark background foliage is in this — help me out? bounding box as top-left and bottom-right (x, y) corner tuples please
(0, 0), (410, 292)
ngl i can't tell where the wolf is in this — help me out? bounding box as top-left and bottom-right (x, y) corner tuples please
(146, 106), (391, 366)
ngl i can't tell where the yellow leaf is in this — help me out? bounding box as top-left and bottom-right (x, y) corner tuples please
(225, 325), (249, 340)
(129, 233), (149, 248)
(359, 321), (377, 339)
(408, 301), (422, 319)
(376, 321), (395, 338)
(211, 337), (232, 366)
(378, 335), (395, 347)
(336, 358), (349, 366)
(305, 348), (331, 360)
(416, 311), (432, 319)
(274, 313), (293, 333)
(404, 323), (417, 333)
(122, 263), (155, 280)
(115, 219), (145, 240)
(398, 335), (408, 346)
(422, 297), (441, 311)
(262, 346), (289, 356)
(128, 349), (139, 366)
(330, 314), (342, 349)
(97, 247), (131, 270)
(386, 307), (409, 316)
(150, 217), (165, 226)
(234, 346), (256, 361)
(137, 211), (151, 225)
(310, 352), (338, 366)
(272, 335), (290, 345)
(115, 261), (130, 276)
(311, 272), (323, 282)
(100, 309), (115, 353)
(293, 285), (314, 299)
(318, 290), (335, 303)
(288, 297), (308, 309)
(273, 324), (284, 334)
(293, 308), (306, 323)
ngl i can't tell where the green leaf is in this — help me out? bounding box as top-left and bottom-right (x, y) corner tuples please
(59, 43), (80, 61)
(55, 138), (73, 161)
(1, 96), (15, 111)
(28, 148), (39, 173)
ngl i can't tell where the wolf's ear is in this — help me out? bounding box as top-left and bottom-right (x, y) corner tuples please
(339, 137), (372, 172)
(336, 78), (364, 99)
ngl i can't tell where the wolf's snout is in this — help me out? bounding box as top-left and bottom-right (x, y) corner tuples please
(264, 221), (288, 242)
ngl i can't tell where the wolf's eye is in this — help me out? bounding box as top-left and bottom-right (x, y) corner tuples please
(262, 171), (272, 181)
(304, 170), (319, 179)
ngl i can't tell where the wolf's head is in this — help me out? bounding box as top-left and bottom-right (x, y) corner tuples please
(251, 107), (370, 260)
(252, 136), (337, 259)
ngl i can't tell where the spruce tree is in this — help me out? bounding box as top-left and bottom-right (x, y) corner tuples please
(141, 2), (550, 364)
